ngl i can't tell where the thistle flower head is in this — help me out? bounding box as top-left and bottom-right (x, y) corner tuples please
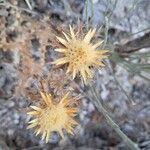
(53, 26), (109, 83)
(27, 92), (78, 143)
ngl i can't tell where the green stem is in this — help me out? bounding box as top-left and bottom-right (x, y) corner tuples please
(85, 0), (89, 31)
(88, 84), (140, 150)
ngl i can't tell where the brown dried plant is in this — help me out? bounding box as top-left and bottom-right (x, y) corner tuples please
(0, 11), (60, 95)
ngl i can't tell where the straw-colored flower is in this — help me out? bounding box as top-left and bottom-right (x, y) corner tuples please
(53, 26), (109, 83)
(27, 92), (78, 143)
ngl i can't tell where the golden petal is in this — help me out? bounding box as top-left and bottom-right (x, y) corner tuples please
(99, 62), (105, 66)
(42, 131), (46, 140)
(69, 119), (78, 125)
(72, 68), (77, 79)
(55, 48), (67, 53)
(66, 126), (74, 135)
(28, 119), (38, 124)
(62, 97), (76, 107)
(85, 66), (92, 78)
(61, 92), (70, 104)
(27, 123), (37, 129)
(40, 92), (51, 106)
(30, 106), (42, 111)
(66, 108), (77, 114)
(66, 64), (73, 73)
(34, 129), (38, 135)
(80, 69), (87, 83)
(70, 112), (77, 116)
(56, 36), (68, 46)
(58, 129), (64, 139)
(92, 40), (104, 49)
(40, 91), (46, 100)
(62, 100), (70, 107)
(93, 60), (101, 66)
(27, 111), (39, 115)
(91, 29), (96, 36)
(84, 29), (96, 43)
(68, 113), (77, 117)
(62, 31), (70, 41)
(46, 131), (50, 143)
(101, 55), (108, 59)
(36, 129), (41, 136)
(46, 93), (52, 105)
(52, 58), (69, 65)
(97, 50), (109, 55)
(83, 29), (91, 42)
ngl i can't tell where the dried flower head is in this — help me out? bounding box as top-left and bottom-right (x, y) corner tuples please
(27, 92), (78, 143)
(53, 26), (109, 83)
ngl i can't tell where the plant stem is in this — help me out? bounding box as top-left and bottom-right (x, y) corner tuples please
(88, 84), (140, 150)
(85, 0), (89, 31)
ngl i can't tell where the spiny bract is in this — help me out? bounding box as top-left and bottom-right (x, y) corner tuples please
(53, 26), (109, 83)
(27, 92), (78, 143)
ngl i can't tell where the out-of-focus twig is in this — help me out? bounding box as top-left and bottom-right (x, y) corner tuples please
(115, 32), (150, 55)
(24, 0), (32, 10)
(0, 1), (38, 15)
(61, 0), (77, 18)
(129, 27), (150, 36)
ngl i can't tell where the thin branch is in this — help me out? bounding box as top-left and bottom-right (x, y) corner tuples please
(102, 17), (109, 49)
(115, 32), (150, 54)
(24, 0), (32, 10)
(88, 84), (140, 150)
(0, 1), (38, 15)
(85, 0), (89, 30)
